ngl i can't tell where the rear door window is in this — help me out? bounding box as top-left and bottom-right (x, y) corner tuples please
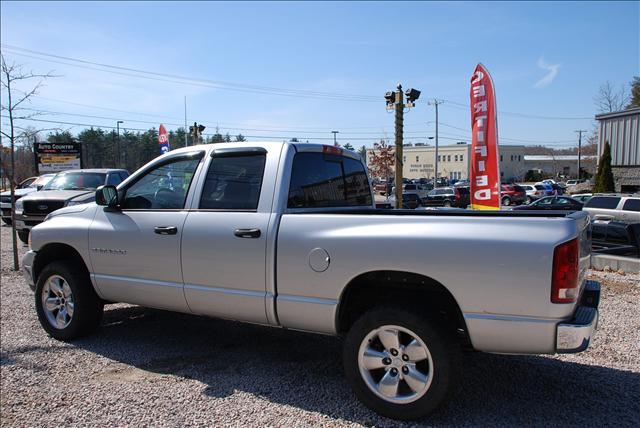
(288, 152), (372, 208)
(586, 197), (621, 209)
(622, 199), (640, 212)
(200, 153), (266, 210)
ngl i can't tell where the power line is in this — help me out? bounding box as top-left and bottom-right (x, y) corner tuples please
(1, 45), (379, 102)
(3, 44), (596, 120)
(442, 99), (593, 120)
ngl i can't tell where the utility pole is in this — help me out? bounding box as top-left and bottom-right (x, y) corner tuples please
(385, 85), (421, 209)
(116, 120), (123, 168)
(331, 130), (339, 147)
(575, 130), (587, 180)
(184, 96), (188, 147)
(428, 99), (443, 187)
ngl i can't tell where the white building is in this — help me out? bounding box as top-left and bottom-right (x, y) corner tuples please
(524, 155), (597, 178)
(367, 143), (526, 182)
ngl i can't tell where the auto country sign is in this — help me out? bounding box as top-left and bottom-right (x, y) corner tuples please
(469, 63), (501, 210)
(34, 142), (82, 174)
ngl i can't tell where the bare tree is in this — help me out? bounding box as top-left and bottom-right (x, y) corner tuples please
(1, 54), (55, 270)
(594, 81), (629, 113)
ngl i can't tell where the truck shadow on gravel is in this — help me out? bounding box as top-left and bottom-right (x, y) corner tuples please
(72, 304), (640, 427)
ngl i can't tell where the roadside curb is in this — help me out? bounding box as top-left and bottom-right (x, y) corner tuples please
(591, 254), (640, 273)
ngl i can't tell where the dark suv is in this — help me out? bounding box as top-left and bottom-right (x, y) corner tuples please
(421, 186), (469, 208)
(14, 168), (129, 243)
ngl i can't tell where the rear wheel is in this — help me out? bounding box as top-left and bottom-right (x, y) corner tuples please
(35, 261), (104, 341)
(442, 200), (451, 207)
(344, 307), (461, 420)
(17, 230), (29, 244)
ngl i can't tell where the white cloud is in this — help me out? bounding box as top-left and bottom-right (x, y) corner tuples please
(534, 57), (561, 88)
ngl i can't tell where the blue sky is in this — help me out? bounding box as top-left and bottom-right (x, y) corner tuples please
(1, 1), (638, 148)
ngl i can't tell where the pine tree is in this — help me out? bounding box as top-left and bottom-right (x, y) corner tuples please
(593, 142), (615, 193)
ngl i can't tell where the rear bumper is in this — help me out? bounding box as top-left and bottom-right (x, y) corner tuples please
(556, 280), (600, 353)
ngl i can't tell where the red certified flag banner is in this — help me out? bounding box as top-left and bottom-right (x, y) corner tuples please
(158, 124), (170, 154)
(469, 63), (501, 210)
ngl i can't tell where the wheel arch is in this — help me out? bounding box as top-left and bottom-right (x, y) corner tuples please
(336, 270), (469, 344)
(33, 243), (92, 288)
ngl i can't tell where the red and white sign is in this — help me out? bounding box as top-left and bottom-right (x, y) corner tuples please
(469, 63), (501, 210)
(158, 124), (170, 154)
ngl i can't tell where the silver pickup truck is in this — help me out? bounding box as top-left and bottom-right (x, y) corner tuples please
(22, 142), (600, 420)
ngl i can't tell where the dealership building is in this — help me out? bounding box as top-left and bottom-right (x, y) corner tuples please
(595, 107), (640, 193)
(367, 143), (526, 182)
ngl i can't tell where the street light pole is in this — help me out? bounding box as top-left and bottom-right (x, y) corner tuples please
(331, 130), (339, 147)
(575, 129), (586, 180)
(428, 100), (443, 187)
(116, 120), (123, 168)
(385, 85), (421, 209)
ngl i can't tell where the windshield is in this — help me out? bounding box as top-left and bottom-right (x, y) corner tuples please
(43, 172), (106, 191)
(30, 175), (55, 188)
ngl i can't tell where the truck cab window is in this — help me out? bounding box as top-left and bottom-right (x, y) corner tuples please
(199, 153), (266, 210)
(288, 152), (372, 208)
(123, 158), (201, 209)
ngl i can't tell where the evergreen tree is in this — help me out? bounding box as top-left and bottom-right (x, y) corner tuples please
(234, 134), (246, 142)
(593, 142), (615, 193)
(342, 143), (355, 151)
(628, 76), (640, 109)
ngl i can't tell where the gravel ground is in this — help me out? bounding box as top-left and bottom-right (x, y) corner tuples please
(1, 224), (639, 427)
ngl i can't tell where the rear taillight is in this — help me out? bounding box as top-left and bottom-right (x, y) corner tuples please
(551, 238), (579, 303)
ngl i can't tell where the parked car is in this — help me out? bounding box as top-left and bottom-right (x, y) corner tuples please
(0, 174), (56, 225)
(591, 221), (640, 257)
(387, 192), (422, 209)
(14, 168), (129, 243)
(421, 186), (469, 208)
(22, 141), (599, 420)
(518, 184), (547, 204)
(535, 181), (556, 196)
(453, 179), (470, 187)
(511, 196), (584, 211)
(571, 193), (593, 204)
(566, 179), (585, 187)
(500, 183), (526, 206)
(583, 195), (640, 223)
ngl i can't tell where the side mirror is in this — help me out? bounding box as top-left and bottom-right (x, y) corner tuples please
(36, 185), (44, 191)
(96, 185), (119, 208)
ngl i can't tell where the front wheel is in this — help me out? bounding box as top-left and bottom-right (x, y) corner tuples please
(35, 261), (104, 341)
(343, 307), (461, 420)
(501, 196), (511, 206)
(442, 200), (451, 207)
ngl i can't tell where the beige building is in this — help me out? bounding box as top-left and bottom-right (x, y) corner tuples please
(367, 143), (526, 182)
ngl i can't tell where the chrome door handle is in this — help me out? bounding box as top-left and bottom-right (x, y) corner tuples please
(234, 228), (261, 238)
(154, 226), (178, 235)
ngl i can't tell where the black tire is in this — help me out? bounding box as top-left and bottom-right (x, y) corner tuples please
(442, 200), (451, 207)
(501, 196), (511, 206)
(34, 261), (104, 341)
(526, 197), (533, 204)
(17, 230), (29, 244)
(343, 306), (461, 420)
(2, 217), (11, 226)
